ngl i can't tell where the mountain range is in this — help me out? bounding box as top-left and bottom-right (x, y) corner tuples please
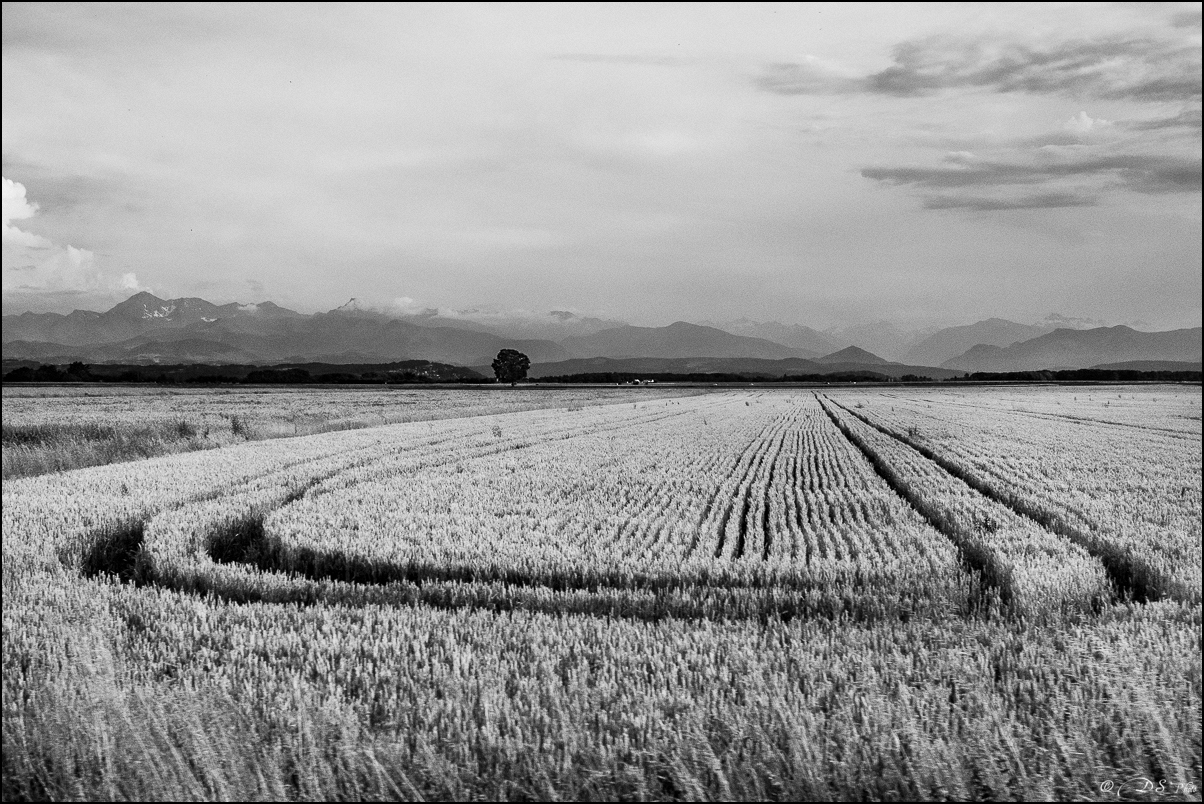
(702, 318), (937, 361)
(901, 318), (1056, 367)
(337, 298), (628, 341)
(523, 356), (962, 380)
(943, 326), (1202, 372)
(2, 292), (1199, 374)
(697, 319), (843, 356)
(2, 292), (569, 366)
(3, 295), (302, 346)
(560, 322), (814, 360)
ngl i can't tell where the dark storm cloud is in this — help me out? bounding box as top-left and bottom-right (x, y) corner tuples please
(862, 155), (1202, 193)
(922, 192), (1098, 211)
(759, 34), (1201, 102)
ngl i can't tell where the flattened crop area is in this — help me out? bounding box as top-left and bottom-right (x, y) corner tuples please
(4, 389), (1201, 801)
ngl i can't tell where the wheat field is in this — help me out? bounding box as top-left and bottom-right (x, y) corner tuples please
(3, 386), (1200, 801)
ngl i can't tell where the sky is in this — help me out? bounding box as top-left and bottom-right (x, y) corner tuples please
(2, 2), (1201, 330)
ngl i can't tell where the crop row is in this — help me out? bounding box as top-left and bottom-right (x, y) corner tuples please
(140, 399), (716, 600)
(842, 391), (1202, 603)
(879, 386), (1201, 437)
(818, 396), (1111, 615)
(4, 391), (983, 628)
(128, 395), (972, 621)
(3, 395), (705, 574)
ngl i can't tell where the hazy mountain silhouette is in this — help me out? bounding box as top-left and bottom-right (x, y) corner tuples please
(560, 321), (810, 360)
(5, 292), (1199, 371)
(2, 292), (567, 366)
(816, 346), (890, 365)
(902, 318), (1055, 367)
(699, 319), (838, 357)
(943, 326), (1202, 372)
(1039, 312), (1111, 330)
(398, 308), (627, 341)
(318, 298), (628, 341)
(822, 321), (939, 362)
(2, 291), (301, 346)
(525, 356), (961, 380)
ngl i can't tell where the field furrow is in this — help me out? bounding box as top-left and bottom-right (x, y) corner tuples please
(840, 390), (1202, 603)
(818, 394), (1111, 615)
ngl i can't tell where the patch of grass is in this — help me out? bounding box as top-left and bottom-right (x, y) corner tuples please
(1, 420), (213, 480)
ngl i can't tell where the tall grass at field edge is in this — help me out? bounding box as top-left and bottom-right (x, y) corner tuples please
(2, 421), (218, 480)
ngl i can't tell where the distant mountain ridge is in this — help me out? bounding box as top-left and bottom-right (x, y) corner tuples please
(902, 318), (1055, 368)
(698, 319), (841, 356)
(524, 354), (961, 380)
(2, 292), (569, 366)
(944, 326), (1202, 372)
(2, 291), (302, 346)
(401, 309), (627, 341)
(824, 321), (939, 363)
(4, 292), (1199, 370)
(323, 298), (629, 341)
(561, 321), (814, 360)
(702, 319), (934, 362)
(709, 315), (1152, 365)
(816, 346), (890, 365)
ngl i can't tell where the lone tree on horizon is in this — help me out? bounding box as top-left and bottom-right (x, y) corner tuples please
(491, 349), (530, 385)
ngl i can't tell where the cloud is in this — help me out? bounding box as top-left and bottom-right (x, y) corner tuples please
(1062, 111), (1111, 135)
(862, 154), (1201, 192)
(2, 176), (49, 247)
(863, 163), (1033, 188)
(1116, 156), (1203, 194)
(2, 176), (149, 309)
(759, 33), (1201, 102)
(1170, 9), (1202, 29)
(550, 54), (684, 66)
(390, 296), (440, 317)
(865, 35), (1201, 101)
(754, 59), (862, 95)
(1122, 107), (1203, 131)
(922, 192), (1098, 211)
(862, 151), (1200, 211)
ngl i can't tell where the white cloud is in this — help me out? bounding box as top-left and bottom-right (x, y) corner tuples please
(2, 176), (149, 307)
(2, 177), (50, 248)
(1062, 111), (1112, 134)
